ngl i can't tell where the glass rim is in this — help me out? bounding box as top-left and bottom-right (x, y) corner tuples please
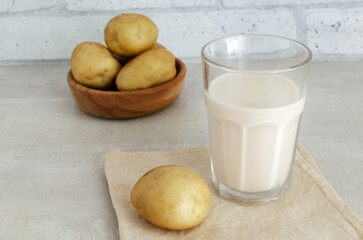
(201, 34), (313, 74)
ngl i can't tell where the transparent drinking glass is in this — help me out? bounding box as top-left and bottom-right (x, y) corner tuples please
(201, 34), (312, 203)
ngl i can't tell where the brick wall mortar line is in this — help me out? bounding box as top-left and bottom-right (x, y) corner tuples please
(1, 2), (363, 17)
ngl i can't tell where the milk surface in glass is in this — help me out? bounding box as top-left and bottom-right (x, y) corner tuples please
(205, 73), (305, 193)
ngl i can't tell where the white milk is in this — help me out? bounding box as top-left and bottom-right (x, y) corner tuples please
(205, 73), (305, 193)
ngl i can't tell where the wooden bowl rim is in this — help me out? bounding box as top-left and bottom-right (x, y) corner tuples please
(67, 57), (186, 96)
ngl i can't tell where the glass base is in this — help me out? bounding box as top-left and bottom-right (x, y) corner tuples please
(211, 162), (293, 205)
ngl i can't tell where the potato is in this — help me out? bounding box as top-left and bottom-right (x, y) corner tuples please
(104, 13), (158, 57)
(70, 42), (121, 89)
(116, 48), (176, 91)
(130, 165), (212, 230)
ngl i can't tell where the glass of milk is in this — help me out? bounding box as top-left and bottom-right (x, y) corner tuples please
(201, 34), (312, 204)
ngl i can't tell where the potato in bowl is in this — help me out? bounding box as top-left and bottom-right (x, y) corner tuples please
(116, 48), (176, 91)
(70, 42), (121, 89)
(104, 13), (158, 57)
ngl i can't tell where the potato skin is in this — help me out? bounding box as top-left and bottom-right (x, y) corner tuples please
(70, 42), (121, 89)
(116, 48), (176, 91)
(104, 13), (158, 57)
(130, 165), (212, 230)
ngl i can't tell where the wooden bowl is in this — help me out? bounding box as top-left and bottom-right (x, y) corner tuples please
(67, 58), (186, 119)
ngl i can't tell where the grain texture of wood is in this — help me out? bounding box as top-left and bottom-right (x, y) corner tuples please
(67, 58), (186, 119)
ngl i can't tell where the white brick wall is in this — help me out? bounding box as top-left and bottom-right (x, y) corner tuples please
(305, 8), (363, 56)
(222, 0), (362, 7)
(0, 16), (108, 61)
(0, 10), (295, 61)
(0, 0), (362, 64)
(65, 0), (216, 11)
(0, 0), (56, 12)
(156, 10), (296, 59)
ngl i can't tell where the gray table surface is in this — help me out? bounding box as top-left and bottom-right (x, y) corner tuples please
(0, 62), (362, 236)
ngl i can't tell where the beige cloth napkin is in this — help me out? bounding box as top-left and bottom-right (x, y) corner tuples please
(105, 144), (363, 240)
